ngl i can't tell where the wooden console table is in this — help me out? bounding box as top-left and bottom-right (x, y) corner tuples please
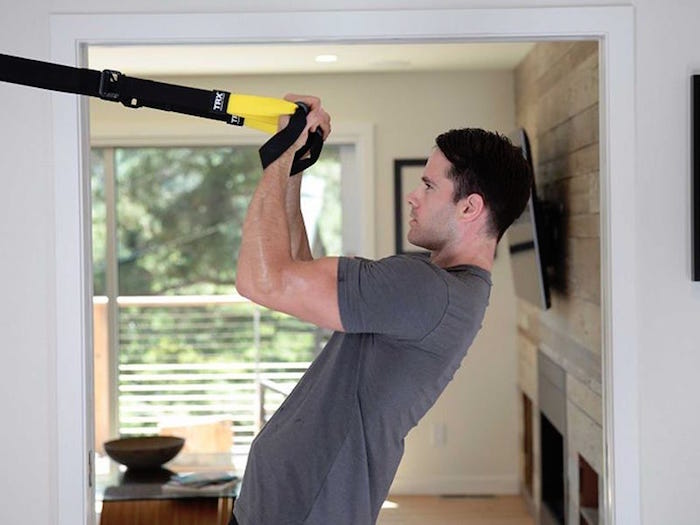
(97, 466), (237, 525)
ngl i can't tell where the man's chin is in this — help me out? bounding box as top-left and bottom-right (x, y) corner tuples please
(407, 236), (430, 252)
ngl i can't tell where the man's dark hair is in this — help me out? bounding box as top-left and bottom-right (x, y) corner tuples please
(436, 128), (533, 242)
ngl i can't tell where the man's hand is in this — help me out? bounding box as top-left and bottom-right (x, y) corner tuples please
(280, 94), (332, 155)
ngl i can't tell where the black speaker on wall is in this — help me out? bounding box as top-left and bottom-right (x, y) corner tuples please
(694, 75), (700, 280)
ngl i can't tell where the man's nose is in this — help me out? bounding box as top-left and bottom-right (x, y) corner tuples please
(406, 189), (417, 208)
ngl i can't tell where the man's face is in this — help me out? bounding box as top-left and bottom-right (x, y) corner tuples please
(406, 149), (459, 251)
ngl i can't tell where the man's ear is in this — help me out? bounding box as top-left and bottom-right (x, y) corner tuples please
(459, 193), (486, 222)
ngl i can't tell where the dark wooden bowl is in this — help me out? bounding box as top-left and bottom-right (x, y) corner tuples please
(104, 436), (185, 470)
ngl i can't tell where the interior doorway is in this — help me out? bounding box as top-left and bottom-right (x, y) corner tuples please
(50, 8), (638, 525)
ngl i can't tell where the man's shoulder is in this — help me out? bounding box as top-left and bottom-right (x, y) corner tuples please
(341, 254), (489, 292)
(343, 253), (435, 272)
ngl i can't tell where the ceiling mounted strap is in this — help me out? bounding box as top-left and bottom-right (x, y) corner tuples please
(0, 53), (322, 175)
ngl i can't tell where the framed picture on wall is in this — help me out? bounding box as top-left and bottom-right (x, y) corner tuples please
(394, 158), (428, 254)
(693, 74), (700, 280)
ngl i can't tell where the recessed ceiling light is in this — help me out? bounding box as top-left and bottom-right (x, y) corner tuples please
(315, 54), (338, 63)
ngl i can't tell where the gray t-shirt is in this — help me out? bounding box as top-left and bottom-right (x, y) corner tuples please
(233, 255), (491, 525)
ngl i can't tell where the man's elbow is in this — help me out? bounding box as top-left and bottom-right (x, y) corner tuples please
(235, 275), (269, 302)
(235, 265), (284, 305)
(234, 274), (255, 301)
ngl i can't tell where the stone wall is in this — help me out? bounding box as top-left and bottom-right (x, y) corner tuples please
(514, 40), (603, 523)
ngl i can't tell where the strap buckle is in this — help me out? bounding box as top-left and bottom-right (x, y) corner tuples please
(99, 69), (123, 101)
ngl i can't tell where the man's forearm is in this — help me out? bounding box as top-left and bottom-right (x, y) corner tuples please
(237, 150), (295, 298)
(285, 174), (313, 261)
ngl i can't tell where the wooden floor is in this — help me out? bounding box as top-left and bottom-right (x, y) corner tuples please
(377, 495), (535, 525)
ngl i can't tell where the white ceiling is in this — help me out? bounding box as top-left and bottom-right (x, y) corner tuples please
(87, 42), (535, 76)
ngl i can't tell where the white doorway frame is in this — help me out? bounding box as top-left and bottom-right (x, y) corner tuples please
(51, 7), (637, 525)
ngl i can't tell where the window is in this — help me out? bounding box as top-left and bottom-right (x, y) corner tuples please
(92, 143), (353, 466)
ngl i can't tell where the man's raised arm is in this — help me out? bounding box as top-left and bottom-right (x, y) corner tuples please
(235, 95), (344, 332)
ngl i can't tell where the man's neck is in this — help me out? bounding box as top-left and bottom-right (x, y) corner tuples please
(430, 238), (496, 272)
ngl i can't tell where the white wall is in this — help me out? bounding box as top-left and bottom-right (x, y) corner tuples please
(634, 2), (700, 524)
(89, 69), (520, 494)
(3, 1), (700, 524)
(0, 2), (56, 525)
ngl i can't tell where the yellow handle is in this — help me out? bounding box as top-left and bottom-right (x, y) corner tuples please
(226, 94), (299, 134)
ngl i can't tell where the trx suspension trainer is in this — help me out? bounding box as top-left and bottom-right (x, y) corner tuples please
(0, 53), (323, 175)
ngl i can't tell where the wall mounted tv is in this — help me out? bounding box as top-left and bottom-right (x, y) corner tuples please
(507, 128), (552, 310)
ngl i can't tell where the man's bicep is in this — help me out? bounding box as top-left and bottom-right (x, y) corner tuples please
(261, 257), (344, 332)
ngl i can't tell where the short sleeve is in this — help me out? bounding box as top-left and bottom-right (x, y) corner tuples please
(337, 255), (448, 340)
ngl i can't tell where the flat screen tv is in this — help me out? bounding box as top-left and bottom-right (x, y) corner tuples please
(507, 128), (552, 310)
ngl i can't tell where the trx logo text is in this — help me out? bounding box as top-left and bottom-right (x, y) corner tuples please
(213, 92), (226, 112)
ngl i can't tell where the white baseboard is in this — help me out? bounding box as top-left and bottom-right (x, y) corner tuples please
(389, 474), (520, 496)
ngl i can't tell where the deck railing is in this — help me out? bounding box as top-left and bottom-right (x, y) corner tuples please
(118, 360), (309, 454)
(94, 294), (328, 456)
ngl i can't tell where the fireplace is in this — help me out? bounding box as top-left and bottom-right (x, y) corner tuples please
(522, 393), (534, 496)
(579, 455), (599, 524)
(541, 414), (565, 523)
(538, 352), (567, 525)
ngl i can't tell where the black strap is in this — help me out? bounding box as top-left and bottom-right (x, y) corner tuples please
(103, 71), (236, 124)
(0, 53), (235, 124)
(259, 104), (324, 176)
(0, 53), (324, 173)
(0, 53), (101, 97)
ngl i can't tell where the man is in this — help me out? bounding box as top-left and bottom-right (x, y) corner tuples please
(231, 95), (532, 525)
